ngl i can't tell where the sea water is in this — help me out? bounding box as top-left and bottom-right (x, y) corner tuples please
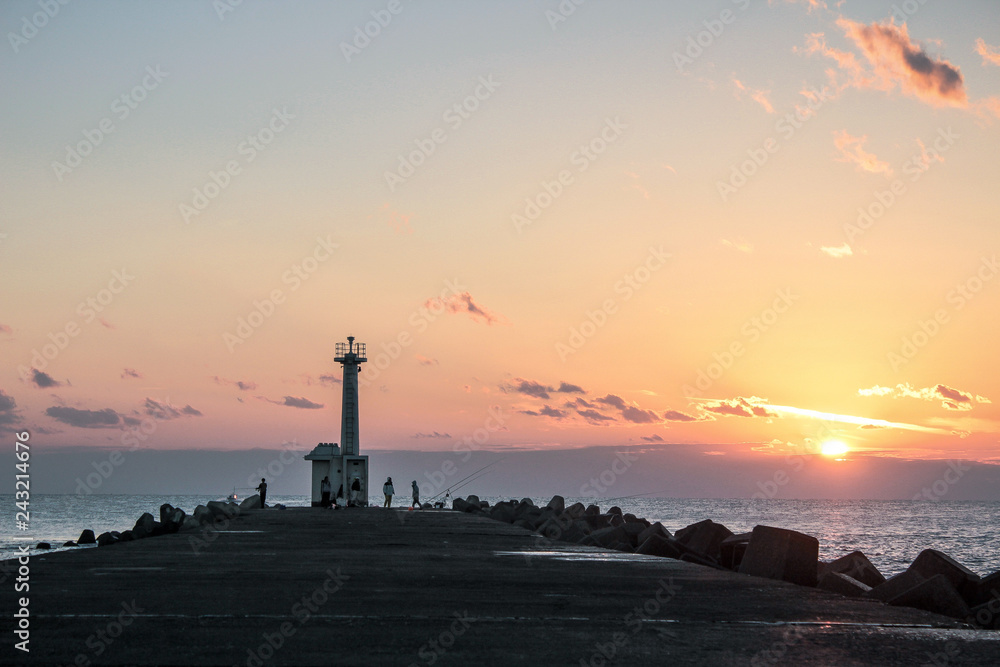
(1, 495), (997, 577)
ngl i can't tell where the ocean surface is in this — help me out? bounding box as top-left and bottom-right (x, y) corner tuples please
(2, 494), (997, 577)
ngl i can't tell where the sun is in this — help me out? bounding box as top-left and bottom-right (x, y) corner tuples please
(820, 440), (850, 457)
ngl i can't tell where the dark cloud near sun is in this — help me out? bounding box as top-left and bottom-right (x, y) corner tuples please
(700, 397), (776, 418)
(121, 368), (143, 379)
(0, 389), (24, 431)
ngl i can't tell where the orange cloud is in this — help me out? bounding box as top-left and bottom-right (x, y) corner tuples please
(425, 291), (508, 326)
(835, 19), (966, 108)
(975, 39), (1000, 67)
(833, 129), (893, 175)
(732, 78), (775, 113)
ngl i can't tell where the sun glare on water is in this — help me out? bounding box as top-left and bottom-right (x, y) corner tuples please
(821, 440), (850, 457)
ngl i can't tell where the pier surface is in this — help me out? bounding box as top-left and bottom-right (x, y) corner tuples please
(4, 507), (997, 665)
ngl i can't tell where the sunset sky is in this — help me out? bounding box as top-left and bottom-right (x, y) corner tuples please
(3, 0), (1000, 489)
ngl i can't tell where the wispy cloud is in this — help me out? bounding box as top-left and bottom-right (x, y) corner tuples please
(258, 395), (325, 409)
(722, 238), (754, 253)
(975, 39), (1000, 67)
(858, 383), (989, 411)
(121, 368), (143, 379)
(425, 291), (508, 326)
(415, 354), (439, 366)
(820, 243), (853, 258)
(0, 324), (12, 335)
(833, 129), (893, 175)
(410, 431), (451, 439)
(732, 77), (775, 113)
(144, 397), (203, 419)
(214, 376), (257, 391)
(699, 396), (777, 418)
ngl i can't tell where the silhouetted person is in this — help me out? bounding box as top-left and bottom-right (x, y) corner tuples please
(320, 476), (331, 508)
(383, 477), (395, 508)
(256, 478), (267, 507)
(350, 478), (361, 506)
(411, 480), (420, 509)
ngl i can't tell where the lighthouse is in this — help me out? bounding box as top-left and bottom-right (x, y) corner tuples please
(304, 336), (370, 507)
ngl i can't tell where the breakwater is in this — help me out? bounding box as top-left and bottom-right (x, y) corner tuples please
(453, 494), (1000, 630)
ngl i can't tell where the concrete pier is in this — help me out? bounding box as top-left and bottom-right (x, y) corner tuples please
(4, 508), (997, 665)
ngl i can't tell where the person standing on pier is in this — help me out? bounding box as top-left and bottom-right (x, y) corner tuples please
(350, 478), (360, 506)
(411, 480), (420, 509)
(256, 478), (268, 507)
(320, 476), (332, 508)
(383, 477), (395, 508)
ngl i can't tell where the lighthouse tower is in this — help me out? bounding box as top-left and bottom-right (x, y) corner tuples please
(335, 336), (365, 455)
(304, 336), (370, 507)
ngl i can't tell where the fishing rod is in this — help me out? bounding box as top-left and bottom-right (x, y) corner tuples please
(449, 466), (499, 496)
(427, 459), (503, 501)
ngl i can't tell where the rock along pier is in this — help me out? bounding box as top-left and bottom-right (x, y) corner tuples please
(3, 504), (999, 666)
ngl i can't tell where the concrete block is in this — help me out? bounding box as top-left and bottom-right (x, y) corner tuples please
(585, 504), (601, 516)
(62, 541), (77, 547)
(638, 522), (671, 547)
(239, 495), (261, 511)
(610, 542), (634, 553)
(818, 572), (872, 598)
(490, 503), (515, 524)
(821, 551), (885, 588)
(888, 574), (971, 620)
(675, 519), (734, 561)
(580, 514), (612, 531)
(511, 519), (534, 531)
(589, 526), (630, 549)
(636, 534), (683, 559)
(738, 525), (819, 587)
(77, 529), (96, 545)
(969, 595), (1000, 629)
(546, 495), (565, 514)
(907, 549), (981, 603)
(96, 532), (119, 547)
(719, 532), (751, 571)
(621, 522), (646, 547)
(36, 542), (51, 550)
(608, 506), (623, 516)
(465, 495), (480, 507)
(609, 513), (625, 527)
(867, 570), (927, 603)
(967, 570), (1000, 608)
(563, 502), (586, 519)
